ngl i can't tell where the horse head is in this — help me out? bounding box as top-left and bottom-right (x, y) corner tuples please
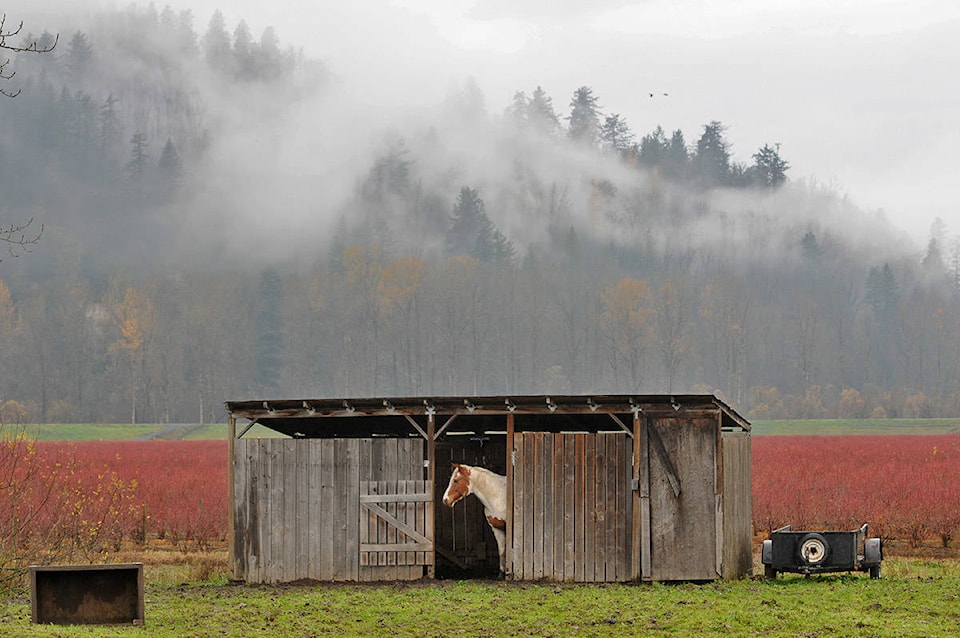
(442, 463), (471, 507)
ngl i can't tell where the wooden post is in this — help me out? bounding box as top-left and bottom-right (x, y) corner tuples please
(631, 410), (640, 581)
(427, 412), (436, 579)
(505, 412), (514, 579)
(638, 413), (652, 581)
(227, 415), (236, 579)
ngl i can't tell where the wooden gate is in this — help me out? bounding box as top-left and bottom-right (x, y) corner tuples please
(509, 432), (632, 582)
(359, 481), (434, 575)
(641, 415), (719, 581)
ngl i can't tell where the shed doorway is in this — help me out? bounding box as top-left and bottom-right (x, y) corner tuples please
(434, 434), (507, 579)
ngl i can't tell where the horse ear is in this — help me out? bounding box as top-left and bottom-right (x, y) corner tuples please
(450, 462), (460, 470)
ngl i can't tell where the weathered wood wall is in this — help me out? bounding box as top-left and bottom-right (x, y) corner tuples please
(721, 432), (753, 578)
(510, 431), (632, 582)
(233, 437), (425, 583)
(646, 416), (719, 581)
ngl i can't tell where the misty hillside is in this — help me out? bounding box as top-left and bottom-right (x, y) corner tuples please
(1, 5), (959, 425)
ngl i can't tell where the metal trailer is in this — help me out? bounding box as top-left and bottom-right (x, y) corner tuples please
(761, 524), (882, 579)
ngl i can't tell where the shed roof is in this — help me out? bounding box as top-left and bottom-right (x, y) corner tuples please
(225, 394), (750, 439)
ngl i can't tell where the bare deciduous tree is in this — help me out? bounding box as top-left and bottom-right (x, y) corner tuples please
(1, 15), (55, 258)
(1, 13), (58, 98)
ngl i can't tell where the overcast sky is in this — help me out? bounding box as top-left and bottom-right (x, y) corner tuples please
(11, 0), (960, 246)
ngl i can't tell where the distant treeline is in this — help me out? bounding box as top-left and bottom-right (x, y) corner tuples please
(1, 5), (959, 423)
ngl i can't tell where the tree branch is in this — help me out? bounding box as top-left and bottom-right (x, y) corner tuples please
(0, 218), (43, 261)
(0, 13), (58, 98)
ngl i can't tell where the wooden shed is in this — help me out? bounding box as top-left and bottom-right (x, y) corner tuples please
(225, 394), (752, 583)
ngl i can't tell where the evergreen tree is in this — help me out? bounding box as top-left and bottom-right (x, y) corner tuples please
(599, 113), (635, 159)
(99, 94), (122, 159)
(176, 9), (198, 55)
(567, 86), (601, 146)
(505, 90), (529, 127)
(692, 121), (731, 188)
(158, 138), (182, 187)
(363, 137), (412, 203)
(126, 132), (149, 180)
(233, 20), (254, 76)
(752, 143), (790, 189)
(638, 126), (669, 169)
(202, 10), (232, 73)
(664, 129), (688, 180)
(65, 31), (93, 80)
(865, 262), (899, 318)
(447, 186), (514, 262)
(801, 231), (823, 262)
(527, 86), (560, 137)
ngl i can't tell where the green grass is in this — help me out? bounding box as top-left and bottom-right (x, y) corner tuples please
(751, 418), (960, 436)
(6, 419), (960, 441)
(0, 423), (165, 441)
(3, 562), (960, 637)
(0, 422), (282, 442)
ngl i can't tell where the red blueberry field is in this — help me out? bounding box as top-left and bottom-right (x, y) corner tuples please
(4, 435), (960, 555)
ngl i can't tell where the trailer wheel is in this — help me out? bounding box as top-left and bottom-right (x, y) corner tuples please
(798, 533), (829, 566)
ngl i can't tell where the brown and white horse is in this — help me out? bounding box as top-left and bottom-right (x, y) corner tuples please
(441, 463), (508, 576)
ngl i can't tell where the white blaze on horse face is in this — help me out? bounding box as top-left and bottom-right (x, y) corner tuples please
(442, 464), (471, 507)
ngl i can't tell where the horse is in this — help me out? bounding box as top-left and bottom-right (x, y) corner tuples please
(441, 462), (508, 577)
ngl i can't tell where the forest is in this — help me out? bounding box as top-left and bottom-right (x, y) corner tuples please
(1, 5), (959, 425)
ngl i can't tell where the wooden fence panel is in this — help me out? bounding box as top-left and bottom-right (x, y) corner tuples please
(234, 437), (426, 584)
(721, 433), (753, 579)
(509, 432), (631, 582)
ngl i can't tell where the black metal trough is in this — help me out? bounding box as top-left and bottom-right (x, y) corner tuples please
(761, 524), (882, 579)
(30, 563), (144, 625)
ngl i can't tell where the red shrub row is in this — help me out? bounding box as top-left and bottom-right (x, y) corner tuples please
(9, 435), (958, 556)
(23, 440), (228, 552)
(752, 435), (960, 546)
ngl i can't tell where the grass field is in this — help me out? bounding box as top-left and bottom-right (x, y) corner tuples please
(6, 418), (960, 441)
(2, 557), (959, 637)
(750, 418), (960, 436)
(0, 422), (274, 441)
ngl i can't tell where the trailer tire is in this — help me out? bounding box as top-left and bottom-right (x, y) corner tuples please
(798, 533), (830, 566)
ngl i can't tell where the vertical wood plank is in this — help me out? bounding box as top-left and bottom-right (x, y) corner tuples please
(346, 439), (360, 581)
(304, 441), (317, 580)
(591, 432), (611, 583)
(575, 434), (586, 582)
(293, 441), (309, 580)
(523, 433), (536, 580)
(427, 415), (436, 579)
(632, 412), (641, 581)
(542, 433), (554, 581)
(616, 432), (630, 581)
(505, 413), (514, 578)
(533, 432), (545, 580)
(562, 433), (575, 582)
(553, 434), (564, 581)
(231, 437), (245, 581)
(282, 441), (297, 582)
(585, 433), (597, 583)
(639, 416), (652, 581)
(512, 431), (524, 579)
(319, 439), (335, 581)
